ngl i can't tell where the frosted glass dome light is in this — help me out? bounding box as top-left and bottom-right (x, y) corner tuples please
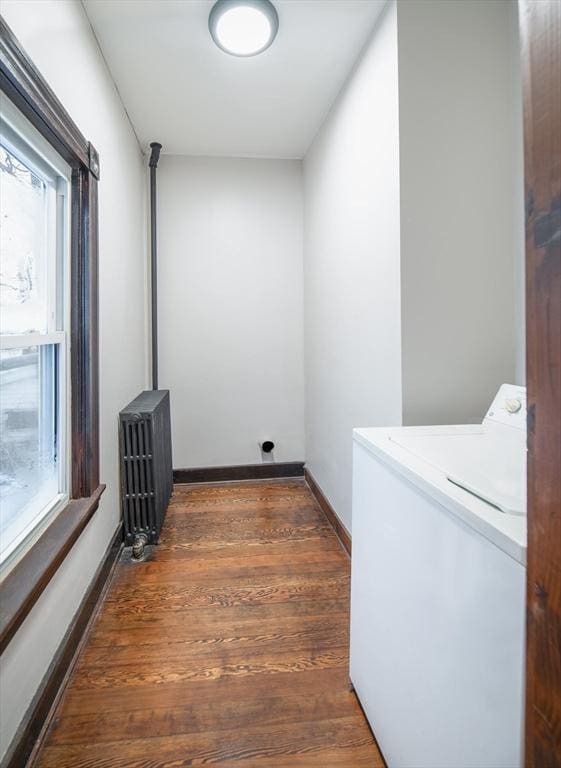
(209, 0), (279, 57)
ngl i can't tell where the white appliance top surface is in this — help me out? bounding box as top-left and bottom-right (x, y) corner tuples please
(353, 385), (527, 565)
(389, 430), (525, 515)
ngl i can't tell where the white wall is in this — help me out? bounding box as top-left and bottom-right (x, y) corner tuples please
(158, 156), (305, 468)
(0, 1), (147, 759)
(303, 2), (402, 532)
(303, 0), (524, 529)
(510, 2), (526, 387)
(398, 0), (524, 425)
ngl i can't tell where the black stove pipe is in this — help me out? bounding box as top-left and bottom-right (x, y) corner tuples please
(149, 141), (162, 390)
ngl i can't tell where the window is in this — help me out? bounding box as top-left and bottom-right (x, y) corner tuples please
(1, 18), (102, 659)
(0, 97), (70, 567)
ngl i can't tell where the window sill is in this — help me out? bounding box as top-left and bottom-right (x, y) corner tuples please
(1, 493), (70, 577)
(0, 484), (105, 654)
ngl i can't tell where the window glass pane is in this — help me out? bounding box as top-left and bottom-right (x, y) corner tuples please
(0, 345), (59, 559)
(0, 143), (49, 334)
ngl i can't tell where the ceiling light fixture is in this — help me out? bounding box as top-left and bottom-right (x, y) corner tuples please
(209, 0), (279, 57)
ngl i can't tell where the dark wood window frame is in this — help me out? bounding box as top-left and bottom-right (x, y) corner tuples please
(0, 17), (105, 654)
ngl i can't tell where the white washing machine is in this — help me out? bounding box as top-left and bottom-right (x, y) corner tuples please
(350, 384), (526, 768)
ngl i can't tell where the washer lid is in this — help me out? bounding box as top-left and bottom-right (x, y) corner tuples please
(389, 431), (526, 515)
(354, 425), (527, 564)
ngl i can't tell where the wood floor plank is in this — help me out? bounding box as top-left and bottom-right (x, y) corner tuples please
(111, 553), (349, 586)
(155, 523), (335, 550)
(149, 536), (343, 563)
(70, 647), (350, 690)
(38, 717), (379, 768)
(101, 575), (349, 617)
(33, 480), (383, 767)
(59, 666), (355, 716)
(171, 479), (308, 497)
(90, 598), (351, 638)
(81, 619), (348, 665)
(46, 691), (366, 747)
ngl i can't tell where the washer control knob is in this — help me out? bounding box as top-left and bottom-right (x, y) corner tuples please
(505, 398), (522, 414)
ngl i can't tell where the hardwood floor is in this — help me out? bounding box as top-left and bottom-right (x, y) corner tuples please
(33, 479), (384, 767)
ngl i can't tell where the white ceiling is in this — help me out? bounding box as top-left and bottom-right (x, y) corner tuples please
(83, 0), (386, 159)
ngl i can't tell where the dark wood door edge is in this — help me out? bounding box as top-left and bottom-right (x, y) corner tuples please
(304, 469), (352, 557)
(0, 485), (105, 655)
(520, 1), (561, 764)
(174, 462), (305, 484)
(1, 524), (122, 768)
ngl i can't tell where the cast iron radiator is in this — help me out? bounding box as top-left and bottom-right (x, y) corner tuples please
(119, 390), (173, 545)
